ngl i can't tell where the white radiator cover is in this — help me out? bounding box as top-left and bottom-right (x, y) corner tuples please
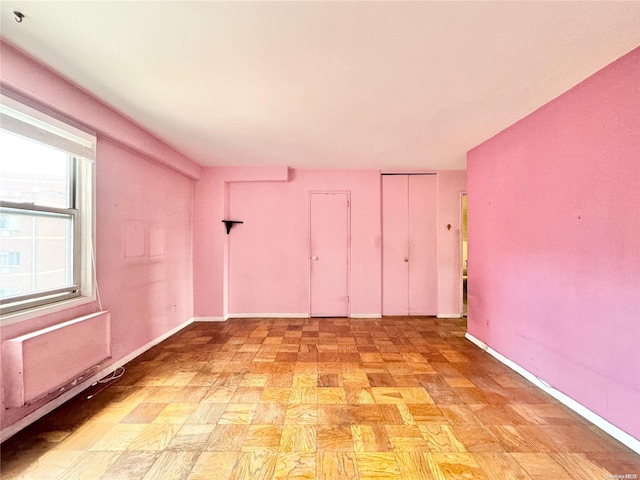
(2, 311), (111, 408)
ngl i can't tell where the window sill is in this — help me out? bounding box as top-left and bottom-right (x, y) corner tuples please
(0, 295), (96, 327)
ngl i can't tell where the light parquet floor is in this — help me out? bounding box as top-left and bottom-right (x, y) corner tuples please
(2, 317), (639, 479)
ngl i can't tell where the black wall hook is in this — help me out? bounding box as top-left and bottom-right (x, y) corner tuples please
(222, 220), (243, 234)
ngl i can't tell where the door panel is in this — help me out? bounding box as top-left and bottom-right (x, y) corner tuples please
(382, 176), (409, 315)
(310, 192), (349, 317)
(408, 175), (438, 315)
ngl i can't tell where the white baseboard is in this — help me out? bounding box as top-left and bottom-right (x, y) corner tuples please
(437, 314), (463, 319)
(465, 332), (640, 454)
(350, 314), (382, 319)
(0, 318), (194, 443)
(225, 313), (309, 319)
(193, 316), (226, 322)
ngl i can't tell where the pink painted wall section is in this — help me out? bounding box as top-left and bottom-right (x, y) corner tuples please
(1, 43), (195, 431)
(193, 167), (466, 319)
(193, 168), (383, 318)
(467, 47), (640, 439)
(227, 170), (381, 316)
(0, 40), (201, 180)
(437, 171), (467, 315)
(192, 166), (290, 318)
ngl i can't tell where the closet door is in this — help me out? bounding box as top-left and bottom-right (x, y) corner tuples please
(408, 175), (438, 315)
(382, 174), (437, 316)
(309, 192), (350, 317)
(382, 176), (409, 315)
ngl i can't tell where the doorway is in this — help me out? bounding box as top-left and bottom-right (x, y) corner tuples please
(461, 193), (468, 317)
(309, 192), (350, 317)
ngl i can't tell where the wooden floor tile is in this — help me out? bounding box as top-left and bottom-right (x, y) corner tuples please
(98, 451), (161, 480)
(275, 453), (317, 479)
(218, 403), (257, 425)
(551, 453), (613, 479)
(449, 425), (506, 453)
(204, 424), (248, 451)
(355, 452), (401, 479)
(241, 424), (283, 451)
(57, 451), (122, 480)
(317, 452), (359, 480)
(419, 424), (467, 453)
(316, 388), (346, 404)
(473, 453), (533, 480)
(252, 403), (288, 425)
(385, 425), (430, 452)
(186, 452), (238, 480)
(317, 425), (354, 452)
(395, 451), (436, 480)
(152, 403), (197, 424)
(229, 451), (277, 480)
(432, 453), (490, 480)
(140, 450), (199, 480)
(2, 450), (85, 480)
(164, 424), (215, 451)
(285, 404), (318, 425)
(2, 317), (638, 480)
(90, 424), (147, 451)
(54, 422), (117, 451)
(350, 425), (391, 453)
(511, 452), (572, 480)
(279, 425), (317, 453)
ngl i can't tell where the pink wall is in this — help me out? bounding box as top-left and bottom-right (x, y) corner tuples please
(467, 47), (640, 439)
(1, 42), (197, 430)
(193, 168), (466, 319)
(437, 171), (467, 315)
(0, 41), (201, 180)
(194, 168), (383, 317)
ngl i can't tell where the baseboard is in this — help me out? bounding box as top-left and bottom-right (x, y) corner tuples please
(193, 316), (226, 322)
(437, 314), (463, 319)
(465, 332), (640, 454)
(0, 317), (194, 443)
(350, 314), (382, 319)
(225, 313), (309, 319)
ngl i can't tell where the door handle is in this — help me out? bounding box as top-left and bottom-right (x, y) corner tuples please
(404, 258), (409, 262)
(311, 256), (319, 261)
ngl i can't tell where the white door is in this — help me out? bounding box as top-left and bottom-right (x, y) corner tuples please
(309, 192), (350, 317)
(382, 175), (438, 315)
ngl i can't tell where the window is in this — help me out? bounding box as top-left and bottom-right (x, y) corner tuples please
(0, 252), (21, 266)
(0, 94), (95, 318)
(0, 214), (21, 232)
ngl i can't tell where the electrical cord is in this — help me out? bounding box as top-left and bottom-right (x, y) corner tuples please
(87, 366), (125, 400)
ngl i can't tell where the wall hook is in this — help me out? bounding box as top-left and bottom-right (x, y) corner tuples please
(14, 11), (25, 23)
(447, 224), (452, 230)
(222, 220), (243, 234)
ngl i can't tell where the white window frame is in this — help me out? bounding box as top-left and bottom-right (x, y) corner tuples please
(0, 94), (96, 325)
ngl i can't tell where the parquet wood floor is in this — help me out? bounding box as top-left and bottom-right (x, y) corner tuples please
(2, 317), (639, 479)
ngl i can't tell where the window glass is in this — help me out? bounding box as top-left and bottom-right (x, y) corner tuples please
(0, 210), (74, 299)
(0, 130), (71, 208)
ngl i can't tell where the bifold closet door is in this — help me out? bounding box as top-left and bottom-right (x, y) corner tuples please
(382, 175), (437, 316)
(407, 174), (437, 315)
(382, 175), (409, 315)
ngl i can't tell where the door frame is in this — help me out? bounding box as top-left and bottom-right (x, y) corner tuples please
(308, 190), (351, 318)
(460, 191), (468, 317)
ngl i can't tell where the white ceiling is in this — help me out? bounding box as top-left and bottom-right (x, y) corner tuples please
(1, 2), (639, 170)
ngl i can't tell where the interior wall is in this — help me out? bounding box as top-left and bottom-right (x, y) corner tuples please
(436, 171), (467, 315)
(0, 42), (197, 431)
(467, 46), (640, 439)
(193, 168), (466, 319)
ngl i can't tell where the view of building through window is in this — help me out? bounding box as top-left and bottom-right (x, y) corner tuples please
(0, 130), (75, 300)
